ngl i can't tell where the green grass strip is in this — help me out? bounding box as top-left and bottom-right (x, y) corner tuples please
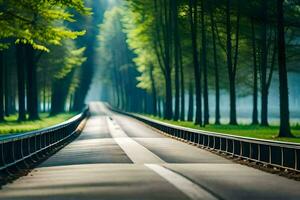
(0, 113), (77, 135)
(144, 115), (300, 143)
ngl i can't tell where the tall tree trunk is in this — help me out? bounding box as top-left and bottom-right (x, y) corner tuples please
(189, 0), (202, 126)
(251, 18), (259, 125)
(158, 97), (162, 118)
(165, 70), (172, 119)
(201, 0), (209, 125)
(69, 94), (73, 112)
(179, 43), (185, 121)
(50, 70), (75, 116)
(260, 1), (269, 126)
(173, 0), (180, 121)
(0, 51), (4, 122)
(120, 71), (126, 111)
(226, 0), (237, 125)
(210, 7), (221, 125)
(188, 82), (194, 122)
(4, 59), (9, 117)
(143, 91), (148, 114)
(161, 97), (165, 117)
(16, 44), (26, 121)
(11, 90), (16, 114)
(47, 91), (51, 112)
(43, 87), (46, 113)
(26, 45), (39, 120)
(164, 0), (173, 120)
(277, 0), (292, 137)
(112, 53), (121, 109)
(124, 68), (131, 112)
(149, 65), (157, 116)
(43, 67), (47, 113)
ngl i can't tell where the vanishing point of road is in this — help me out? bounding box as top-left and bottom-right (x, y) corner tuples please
(0, 102), (300, 200)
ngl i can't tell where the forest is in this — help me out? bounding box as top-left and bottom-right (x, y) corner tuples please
(97, 0), (300, 139)
(0, 0), (107, 132)
(0, 0), (300, 140)
(1, 1), (300, 198)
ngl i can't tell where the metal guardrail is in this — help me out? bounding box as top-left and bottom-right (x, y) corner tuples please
(0, 109), (88, 178)
(112, 108), (300, 172)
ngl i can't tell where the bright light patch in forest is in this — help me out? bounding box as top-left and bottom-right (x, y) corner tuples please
(108, 0), (118, 6)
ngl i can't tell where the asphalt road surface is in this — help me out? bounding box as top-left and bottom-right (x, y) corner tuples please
(1, 102), (300, 200)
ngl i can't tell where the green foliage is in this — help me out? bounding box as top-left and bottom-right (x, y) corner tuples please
(55, 46), (86, 79)
(98, 7), (130, 85)
(0, 0), (90, 51)
(122, 2), (166, 95)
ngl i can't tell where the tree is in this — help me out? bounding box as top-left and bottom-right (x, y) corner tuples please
(201, 0), (209, 125)
(149, 64), (158, 116)
(225, 0), (239, 125)
(0, 50), (4, 122)
(172, 0), (180, 121)
(189, 0), (202, 126)
(259, 0), (276, 127)
(16, 44), (26, 121)
(209, 3), (221, 125)
(251, 17), (259, 125)
(277, 0), (292, 137)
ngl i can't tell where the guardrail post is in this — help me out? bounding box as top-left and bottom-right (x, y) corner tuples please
(11, 142), (16, 165)
(0, 143), (4, 168)
(194, 133), (198, 145)
(295, 149), (298, 171)
(191, 132), (194, 143)
(269, 146), (272, 164)
(258, 144), (261, 162)
(232, 140), (235, 156)
(16, 140), (22, 162)
(225, 139), (228, 153)
(213, 136), (216, 150)
(281, 147), (284, 167)
(240, 141), (243, 157)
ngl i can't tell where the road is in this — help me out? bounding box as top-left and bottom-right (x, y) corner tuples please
(1, 102), (300, 200)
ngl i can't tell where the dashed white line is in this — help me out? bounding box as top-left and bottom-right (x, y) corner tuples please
(145, 164), (218, 200)
(106, 117), (165, 164)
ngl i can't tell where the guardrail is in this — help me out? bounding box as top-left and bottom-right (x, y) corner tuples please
(112, 108), (300, 172)
(0, 109), (88, 181)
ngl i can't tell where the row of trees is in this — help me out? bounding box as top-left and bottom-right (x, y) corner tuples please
(98, 7), (146, 113)
(99, 0), (300, 137)
(0, 0), (104, 121)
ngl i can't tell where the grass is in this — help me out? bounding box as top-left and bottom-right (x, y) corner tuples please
(0, 113), (77, 135)
(144, 115), (300, 143)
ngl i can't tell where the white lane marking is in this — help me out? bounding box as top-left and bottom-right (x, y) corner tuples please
(145, 164), (217, 200)
(106, 117), (165, 164)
